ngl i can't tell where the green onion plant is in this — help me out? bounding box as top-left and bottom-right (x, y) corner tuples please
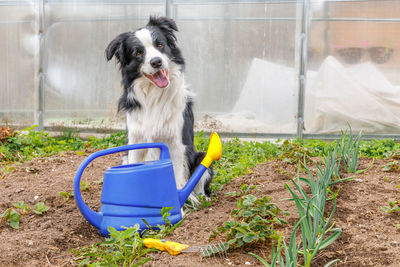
(337, 129), (362, 174)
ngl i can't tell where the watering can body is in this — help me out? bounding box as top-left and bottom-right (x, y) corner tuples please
(99, 159), (182, 236)
(74, 133), (222, 236)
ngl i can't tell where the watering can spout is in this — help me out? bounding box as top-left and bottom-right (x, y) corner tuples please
(178, 132), (222, 207)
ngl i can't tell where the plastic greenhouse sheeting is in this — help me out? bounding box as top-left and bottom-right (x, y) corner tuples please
(305, 56), (400, 134)
(195, 58), (299, 134)
(210, 56), (400, 134)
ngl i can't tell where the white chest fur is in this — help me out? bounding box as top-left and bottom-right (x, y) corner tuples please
(126, 65), (190, 189)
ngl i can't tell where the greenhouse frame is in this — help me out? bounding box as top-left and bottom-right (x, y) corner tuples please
(1, 0), (399, 139)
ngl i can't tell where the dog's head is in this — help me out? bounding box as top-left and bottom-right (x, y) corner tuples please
(106, 16), (184, 89)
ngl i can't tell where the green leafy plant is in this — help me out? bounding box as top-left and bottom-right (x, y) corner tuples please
(360, 138), (400, 158)
(278, 139), (314, 165)
(282, 147), (343, 267)
(73, 224), (151, 267)
(382, 161), (400, 172)
(75, 151), (86, 156)
(249, 224), (302, 267)
(198, 194), (212, 209)
(209, 194), (288, 252)
(34, 202), (50, 215)
(80, 181), (91, 191)
(251, 145), (347, 267)
(73, 208), (181, 266)
(197, 133), (280, 192)
(0, 126), (127, 176)
(337, 129), (362, 173)
(0, 164), (15, 179)
(0, 208), (20, 229)
(142, 207), (184, 239)
(13, 201), (30, 215)
(59, 191), (74, 201)
(381, 200), (400, 213)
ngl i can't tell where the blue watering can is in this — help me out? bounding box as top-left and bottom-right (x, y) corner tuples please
(74, 132), (222, 236)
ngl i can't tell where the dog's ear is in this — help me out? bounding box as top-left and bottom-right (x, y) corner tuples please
(147, 16), (178, 33)
(148, 16), (179, 49)
(105, 32), (130, 65)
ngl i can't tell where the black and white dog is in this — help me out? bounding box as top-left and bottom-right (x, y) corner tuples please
(105, 16), (213, 203)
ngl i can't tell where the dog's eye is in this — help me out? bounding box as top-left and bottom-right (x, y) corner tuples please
(157, 43), (163, 49)
(136, 52), (142, 57)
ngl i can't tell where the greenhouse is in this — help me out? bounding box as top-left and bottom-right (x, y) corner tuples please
(1, 1), (400, 266)
(1, 0), (399, 138)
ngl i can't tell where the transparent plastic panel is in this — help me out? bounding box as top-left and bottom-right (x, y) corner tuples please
(43, 0), (165, 128)
(173, 1), (298, 134)
(305, 0), (400, 134)
(0, 1), (37, 125)
(1, 1), (300, 134)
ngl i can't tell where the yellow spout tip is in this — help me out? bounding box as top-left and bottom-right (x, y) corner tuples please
(209, 132), (222, 160)
(201, 132), (222, 168)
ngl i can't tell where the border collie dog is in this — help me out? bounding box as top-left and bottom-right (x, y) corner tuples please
(105, 16), (213, 203)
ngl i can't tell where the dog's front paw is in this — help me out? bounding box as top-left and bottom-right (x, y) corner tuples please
(121, 155), (129, 165)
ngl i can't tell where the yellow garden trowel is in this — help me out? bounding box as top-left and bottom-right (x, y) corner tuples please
(143, 238), (228, 257)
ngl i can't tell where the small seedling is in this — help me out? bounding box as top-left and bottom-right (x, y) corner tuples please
(13, 201), (30, 215)
(80, 181), (91, 191)
(34, 202), (50, 215)
(95, 177), (103, 185)
(59, 191), (74, 201)
(0, 165), (15, 179)
(75, 151), (85, 156)
(382, 161), (400, 172)
(337, 128), (362, 174)
(142, 207), (184, 239)
(199, 195), (212, 209)
(381, 200), (400, 213)
(225, 184), (258, 197)
(0, 208), (20, 229)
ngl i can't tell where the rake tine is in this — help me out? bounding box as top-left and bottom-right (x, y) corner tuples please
(202, 245), (212, 258)
(200, 242), (228, 258)
(218, 242), (227, 258)
(211, 244), (216, 261)
(200, 246), (206, 257)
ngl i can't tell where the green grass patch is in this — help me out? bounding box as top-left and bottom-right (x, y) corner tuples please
(0, 126), (126, 164)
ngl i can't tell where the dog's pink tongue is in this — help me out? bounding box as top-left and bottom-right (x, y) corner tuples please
(152, 70), (169, 88)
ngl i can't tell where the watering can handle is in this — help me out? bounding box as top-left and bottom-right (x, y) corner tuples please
(73, 143), (170, 229)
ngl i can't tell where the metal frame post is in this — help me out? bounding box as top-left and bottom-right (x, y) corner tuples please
(37, 0), (45, 130)
(296, 0), (310, 139)
(165, 0), (172, 17)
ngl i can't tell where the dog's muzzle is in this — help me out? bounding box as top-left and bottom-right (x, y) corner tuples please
(144, 69), (169, 88)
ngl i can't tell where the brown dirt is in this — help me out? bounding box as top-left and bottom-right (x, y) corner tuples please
(0, 153), (400, 266)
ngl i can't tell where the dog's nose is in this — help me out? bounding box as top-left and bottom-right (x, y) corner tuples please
(150, 57), (162, 69)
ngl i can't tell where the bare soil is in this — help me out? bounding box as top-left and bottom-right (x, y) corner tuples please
(0, 152), (399, 267)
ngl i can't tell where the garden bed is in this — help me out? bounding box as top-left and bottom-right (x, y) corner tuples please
(1, 150), (399, 266)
